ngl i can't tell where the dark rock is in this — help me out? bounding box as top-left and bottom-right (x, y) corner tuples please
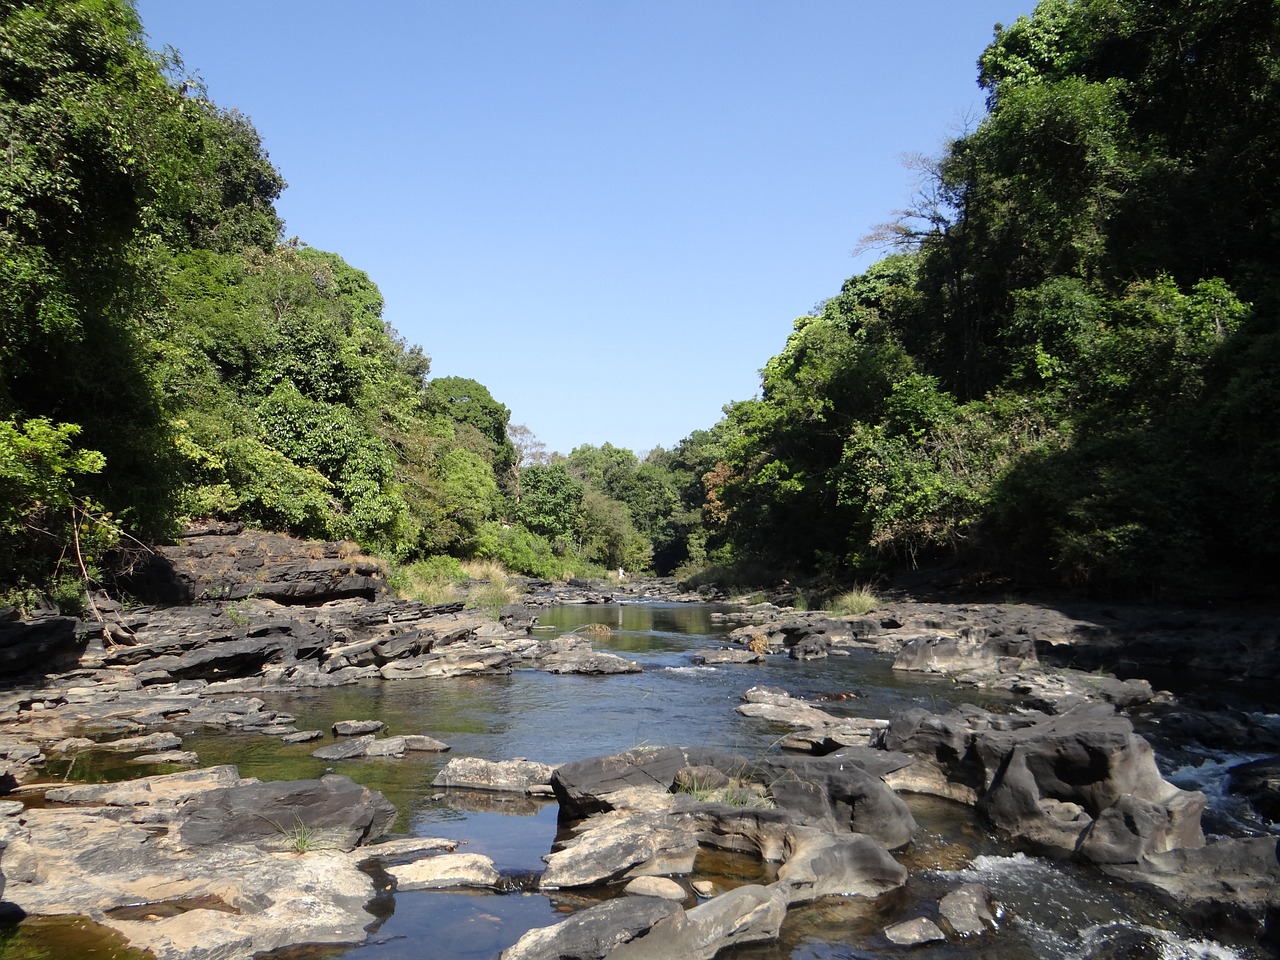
(552, 748), (690, 819)
(776, 827), (908, 902)
(1102, 836), (1280, 928)
(884, 702), (1205, 860)
(1227, 756), (1280, 822)
(758, 754), (917, 849)
(139, 529), (388, 605)
(538, 650), (642, 675)
(175, 774), (396, 851)
(0, 617), (85, 679)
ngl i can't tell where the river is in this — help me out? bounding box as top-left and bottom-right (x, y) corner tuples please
(3, 603), (1273, 959)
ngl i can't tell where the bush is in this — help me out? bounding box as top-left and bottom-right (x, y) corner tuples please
(468, 522), (567, 580)
(389, 555), (468, 605)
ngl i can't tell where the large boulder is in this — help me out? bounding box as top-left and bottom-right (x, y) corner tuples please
(1227, 756), (1280, 822)
(552, 747), (691, 819)
(758, 753), (917, 849)
(1101, 836), (1280, 934)
(775, 827), (908, 902)
(175, 774), (396, 851)
(540, 808), (699, 889)
(884, 702), (1206, 860)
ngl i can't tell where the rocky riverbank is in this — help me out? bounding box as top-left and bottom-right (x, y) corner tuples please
(0, 527), (1276, 958)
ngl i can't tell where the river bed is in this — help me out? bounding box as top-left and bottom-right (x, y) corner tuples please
(3, 603), (1274, 960)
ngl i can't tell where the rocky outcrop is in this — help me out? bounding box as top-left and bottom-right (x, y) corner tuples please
(175, 774), (397, 850)
(506, 742), (911, 960)
(882, 702), (1206, 861)
(735, 686), (889, 752)
(138, 526), (387, 605)
(0, 765), (400, 959)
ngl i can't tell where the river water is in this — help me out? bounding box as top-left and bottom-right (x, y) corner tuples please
(4, 603), (1274, 959)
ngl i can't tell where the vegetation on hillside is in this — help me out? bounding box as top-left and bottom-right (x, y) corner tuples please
(685, 0), (1280, 599)
(0, 0), (671, 610)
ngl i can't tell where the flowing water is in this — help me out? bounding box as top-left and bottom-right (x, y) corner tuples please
(2, 603), (1274, 960)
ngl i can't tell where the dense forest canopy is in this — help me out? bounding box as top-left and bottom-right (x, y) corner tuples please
(691, 0), (1280, 598)
(2, 0), (1277, 611)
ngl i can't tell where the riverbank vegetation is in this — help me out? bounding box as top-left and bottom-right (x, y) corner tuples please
(3, 0), (1278, 611)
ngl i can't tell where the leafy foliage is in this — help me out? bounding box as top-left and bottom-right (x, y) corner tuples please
(680, 0), (1280, 599)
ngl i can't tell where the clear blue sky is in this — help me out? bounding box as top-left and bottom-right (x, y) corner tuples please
(135, 1), (1038, 457)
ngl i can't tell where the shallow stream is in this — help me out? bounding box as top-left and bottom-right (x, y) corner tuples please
(3, 603), (1275, 960)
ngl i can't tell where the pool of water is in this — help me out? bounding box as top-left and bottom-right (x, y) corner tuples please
(3, 603), (1273, 960)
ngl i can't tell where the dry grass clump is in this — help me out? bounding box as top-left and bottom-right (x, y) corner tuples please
(461, 559), (507, 583)
(828, 586), (881, 616)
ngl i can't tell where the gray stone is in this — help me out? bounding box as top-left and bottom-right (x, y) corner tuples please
(623, 876), (687, 900)
(609, 883), (790, 960)
(281, 729), (323, 744)
(403, 734), (451, 752)
(387, 853), (499, 890)
(433, 756), (555, 794)
(175, 774), (396, 851)
(128, 750), (199, 765)
(691, 648), (765, 665)
(333, 719), (384, 736)
(541, 809), (699, 889)
(500, 896), (681, 960)
(363, 736), (407, 757)
(940, 882), (996, 936)
(311, 735), (376, 760)
(776, 828), (908, 903)
(538, 650), (642, 675)
(885, 917), (946, 945)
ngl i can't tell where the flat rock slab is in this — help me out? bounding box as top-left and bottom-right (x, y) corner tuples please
(281, 729), (323, 744)
(44, 764), (247, 807)
(175, 774), (396, 851)
(387, 853), (499, 890)
(692, 649), (765, 665)
(128, 751), (199, 765)
(432, 757), (555, 794)
(538, 651), (642, 675)
(403, 734), (450, 752)
(333, 719), (384, 736)
(312, 735), (376, 760)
